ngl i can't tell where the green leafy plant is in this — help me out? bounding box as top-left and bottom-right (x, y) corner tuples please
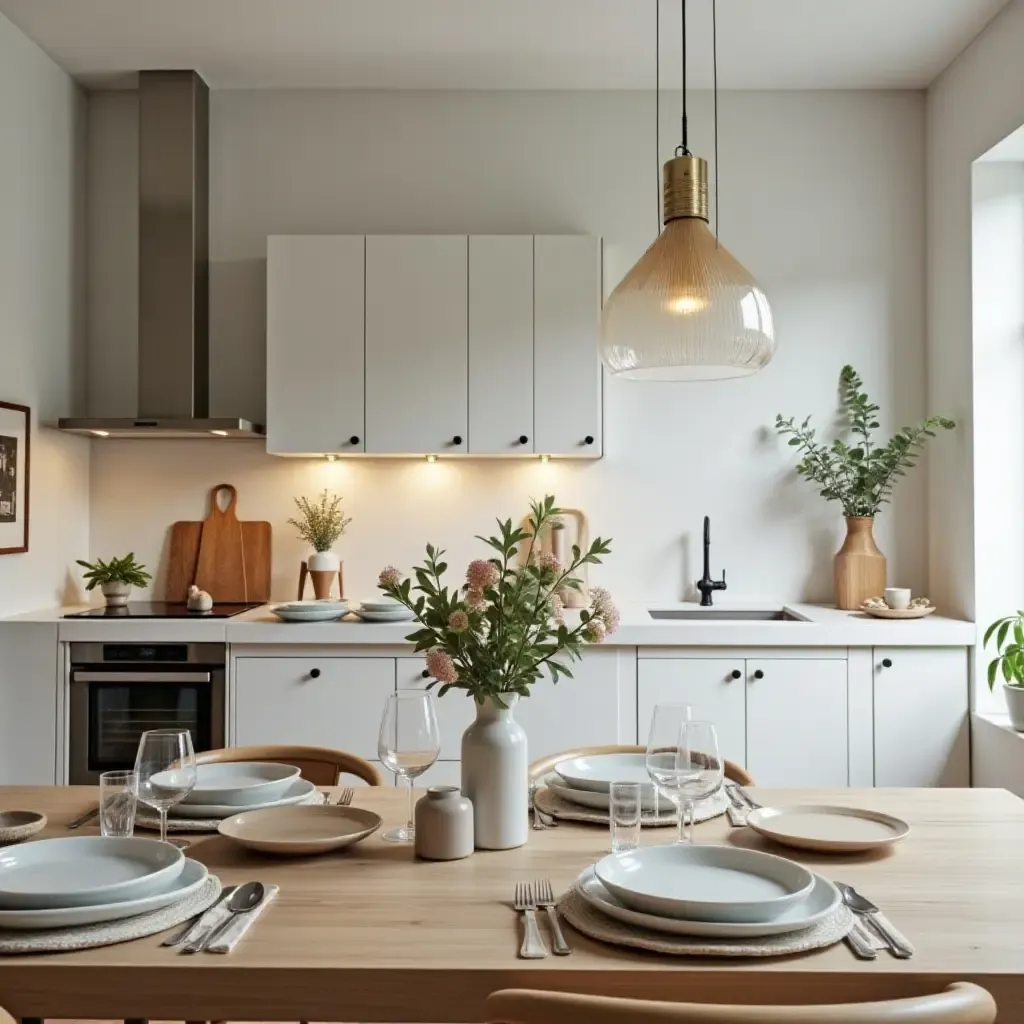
(288, 490), (352, 552)
(76, 553), (152, 591)
(984, 613), (1024, 690)
(774, 365), (954, 517)
(377, 495), (616, 706)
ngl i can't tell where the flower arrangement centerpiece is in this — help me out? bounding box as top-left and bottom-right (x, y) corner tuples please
(377, 495), (616, 850)
(289, 489), (352, 598)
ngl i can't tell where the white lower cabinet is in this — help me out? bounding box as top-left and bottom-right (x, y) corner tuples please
(873, 647), (970, 786)
(233, 657), (395, 762)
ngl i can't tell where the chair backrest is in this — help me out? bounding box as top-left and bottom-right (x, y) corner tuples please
(195, 744), (383, 786)
(486, 984), (997, 1024)
(528, 744), (754, 787)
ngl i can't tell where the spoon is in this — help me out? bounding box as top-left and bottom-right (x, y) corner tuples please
(182, 881), (265, 954)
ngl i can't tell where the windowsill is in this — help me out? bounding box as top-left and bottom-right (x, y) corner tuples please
(974, 710), (1024, 736)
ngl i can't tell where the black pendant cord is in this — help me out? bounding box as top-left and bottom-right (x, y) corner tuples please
(656, 0), (661, 236)
(677, 0), (689, 156)
(713, 0), (719, 243)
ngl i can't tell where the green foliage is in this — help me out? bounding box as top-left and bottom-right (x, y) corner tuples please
(984, 612), (1024, 690)
(774, 365), (955, 517)
(288, 490), (352, 551)
(76, 553), (152, 591)
(379, 495), (614, 705)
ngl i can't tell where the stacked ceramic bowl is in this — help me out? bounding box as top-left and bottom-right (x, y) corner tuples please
(0, 835), (209, 931)
(168, 762), (315, 820)
(546, 752), (662, 812)
(351, 597), (415, 623)
(270, 599), (349, 622)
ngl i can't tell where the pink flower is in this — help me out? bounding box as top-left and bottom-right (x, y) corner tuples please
(465, 587), (486, 609)
(550, 593), (565, 627)
(600, 603), (621, 635)
(378, 565), (402, 587)
(426, 649), (459, 684)
(466, 559), (500, 590)
(448, 610), (470, 633)
(589, 586), (620, 635)
(536, 551), (561, 573)
(583, 618), (607, 644)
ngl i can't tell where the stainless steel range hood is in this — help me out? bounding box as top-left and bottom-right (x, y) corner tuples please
(60, 71), (263, 439)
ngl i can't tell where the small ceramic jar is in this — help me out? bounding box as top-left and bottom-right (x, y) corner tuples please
(414, 786), (474, 861)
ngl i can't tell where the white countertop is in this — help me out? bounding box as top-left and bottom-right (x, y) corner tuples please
(3, 601), (978, 647)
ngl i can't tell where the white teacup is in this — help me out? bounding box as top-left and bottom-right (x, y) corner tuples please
(884, 587), (911, 610)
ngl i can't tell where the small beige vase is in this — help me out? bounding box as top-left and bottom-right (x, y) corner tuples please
(834, 516), (886, 610)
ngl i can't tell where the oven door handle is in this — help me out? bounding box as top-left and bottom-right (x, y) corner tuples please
(71, 671), (213, 684)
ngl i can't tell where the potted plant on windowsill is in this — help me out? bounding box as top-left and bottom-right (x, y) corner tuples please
(377, 495), (616, 851)
(76, 553), (152, 607)
(774, 365), (954, 610)
(984, 613), (1024, 731)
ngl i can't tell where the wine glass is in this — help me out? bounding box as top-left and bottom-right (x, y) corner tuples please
(377, 690), (441, 843)
(674, 720), (724, 843)
(645, 703), (694, 844)
(134, 728), (197, 848)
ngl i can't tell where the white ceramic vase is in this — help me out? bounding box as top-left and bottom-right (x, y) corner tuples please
(1004, 684), (1024, 732)
(307, 549), (340, 572)
(101, 581), (131, 607)
(460, 695), (528, 850)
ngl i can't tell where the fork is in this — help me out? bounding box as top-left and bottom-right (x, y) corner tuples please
(533, 880), (571, 955)
(337, 788), (354, 806)
(513, 882), (547, 958)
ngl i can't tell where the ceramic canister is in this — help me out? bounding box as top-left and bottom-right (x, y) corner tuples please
(414, 786), (474, 861)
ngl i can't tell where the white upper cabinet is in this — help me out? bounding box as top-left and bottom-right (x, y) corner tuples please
(266, 235), (365, 455)
(365, 235), (468, 455)
(468, 236), (535, 454)
(534, 235), (603, 456)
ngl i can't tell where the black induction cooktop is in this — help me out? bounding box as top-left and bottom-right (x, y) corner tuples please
(63, 602), (263, 619)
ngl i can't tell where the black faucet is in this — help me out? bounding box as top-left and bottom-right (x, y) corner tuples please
(695, 515), (726, 607)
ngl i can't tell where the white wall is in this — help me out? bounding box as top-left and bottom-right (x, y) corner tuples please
(0, 12), (89, 616)
(87, 88), (930, 604)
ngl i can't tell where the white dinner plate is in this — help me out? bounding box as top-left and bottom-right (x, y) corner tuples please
(594, 843), (815, 923)
(270, 604), (348, 623)
(351, 607), (416, 623)
(554, 753), (656, 799)
(0, 858), (209, 930)
(169, 777), (317, 819)
(744, 804), (911, 853)
(356, 597), (405, 611)
(0, 836), (185, 910)
(577, 865), (841, 938)
(275, 600), (348, 612)
(179, 762), (301, 807)
(545, 774), (661, 812)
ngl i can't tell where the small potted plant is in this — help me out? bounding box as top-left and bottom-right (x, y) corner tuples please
(76, 553), (152, 607)
(775, 365), (954, 609)
(984, 613), (1024, 730)
(288, 490), (352, 597)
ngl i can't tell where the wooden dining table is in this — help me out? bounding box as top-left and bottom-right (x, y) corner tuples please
(0, 786), (1022, 1022)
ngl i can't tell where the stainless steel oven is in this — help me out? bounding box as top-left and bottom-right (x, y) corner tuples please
(69, 642), (226, 785)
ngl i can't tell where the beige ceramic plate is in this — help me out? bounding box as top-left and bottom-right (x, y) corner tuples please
(745, 804), (910, 853)
(0, 811), (46, 843)
(860, 605), (936, 619)
(218, 804), (382, 856)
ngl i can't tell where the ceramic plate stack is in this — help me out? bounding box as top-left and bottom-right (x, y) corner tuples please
(574, 844), (844, 939)
(550, 753), (661, 811)
(0, 836), (210, 931)
(270, 600), (349, 623)
(166, 762), (317, 819)
(352, 598), (415, 623)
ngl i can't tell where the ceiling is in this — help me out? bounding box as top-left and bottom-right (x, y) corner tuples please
(0, 0), (1011, 91)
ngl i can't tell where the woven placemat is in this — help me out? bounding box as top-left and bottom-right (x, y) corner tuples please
(0, 876), (222, 955)
(136, 790), (325, 833)
(557, 887), (854, 958)
(536, 786), (728, 828)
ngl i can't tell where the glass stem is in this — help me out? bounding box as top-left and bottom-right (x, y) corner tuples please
(684, 800), (695, 843)
(407, 777), (415, 834)
(159, 807), (168, 844)
(675, 797), (685, 844)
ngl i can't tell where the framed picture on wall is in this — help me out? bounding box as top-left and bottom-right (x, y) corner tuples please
(0, 401), (30, 555)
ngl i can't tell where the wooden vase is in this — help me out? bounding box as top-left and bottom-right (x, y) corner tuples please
(834, 516), (886, 610)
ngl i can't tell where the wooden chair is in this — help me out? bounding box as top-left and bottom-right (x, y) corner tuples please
(486, 983), (997, 1024)
(195, 744), (383, 786)
(529, 744), (755, 786)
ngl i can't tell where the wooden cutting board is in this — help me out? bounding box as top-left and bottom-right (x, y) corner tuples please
(165, 484), (271, 603)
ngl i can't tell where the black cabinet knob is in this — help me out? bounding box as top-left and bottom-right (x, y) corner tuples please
(309, 668), (321, 679)
(349, 435), (360, 445)
(881, 658), (892, 669)
(730, 669), (742, 680)
(583, 435), (595, 445)
(518, 435), (529, 445)
(452, 435), (463, 445)
(421, 669), (430, 678)
(753, 669), (764, 680)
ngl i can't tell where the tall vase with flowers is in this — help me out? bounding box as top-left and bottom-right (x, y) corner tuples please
(378, 495), (616, 849)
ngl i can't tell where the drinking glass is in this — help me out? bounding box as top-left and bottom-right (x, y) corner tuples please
(674, 720), (724, 843)
(609, 781), (642, 853)
(134, 728), (197, 847)
(99, 770), (138, 838)
(645, 702), (694, 844)
(377, 690), (441, 843)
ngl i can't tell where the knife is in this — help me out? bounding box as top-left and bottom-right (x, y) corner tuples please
(836, 882), (913, 959)
(162, 885), (237, 947)
(67, 806), (99, 829)
(844, 918), (878, 961)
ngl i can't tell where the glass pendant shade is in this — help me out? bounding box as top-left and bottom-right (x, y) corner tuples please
(601, 155), (775, 381)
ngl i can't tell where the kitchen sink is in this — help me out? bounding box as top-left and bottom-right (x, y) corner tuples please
(647, 609), (805, 622)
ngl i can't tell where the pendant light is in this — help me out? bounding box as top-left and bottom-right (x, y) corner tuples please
(600, 0), (775, 381)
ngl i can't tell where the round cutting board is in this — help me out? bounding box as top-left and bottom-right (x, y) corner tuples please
(745, 804), (910, 853)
